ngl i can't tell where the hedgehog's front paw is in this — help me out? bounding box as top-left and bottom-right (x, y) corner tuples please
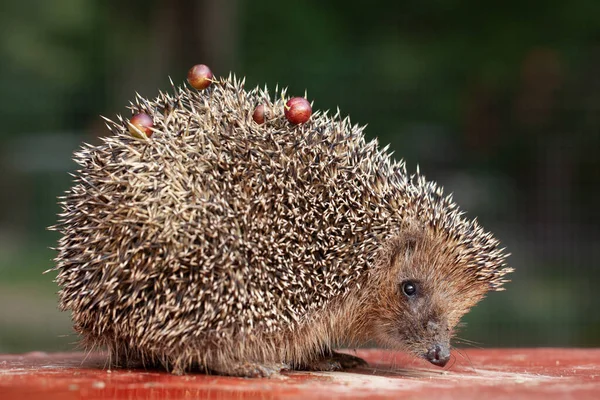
(209, 361), (289, 378)
(302, 351), (368, 371)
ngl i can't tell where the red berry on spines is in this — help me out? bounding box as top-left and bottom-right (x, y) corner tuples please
(128, 113), (154, 138)
(252, 104), (266, 124)
(284, 97), (312, 125)
(187, 64), (214, 90)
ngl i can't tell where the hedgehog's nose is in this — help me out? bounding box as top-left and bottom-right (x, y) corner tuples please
(425, 344), (450, 367)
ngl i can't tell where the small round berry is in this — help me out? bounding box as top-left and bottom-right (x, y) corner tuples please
(252, 104), (266, 124)
(187, 64), (213, 90)
(284, 97), (312, 125)
(128, 113), (154, 138)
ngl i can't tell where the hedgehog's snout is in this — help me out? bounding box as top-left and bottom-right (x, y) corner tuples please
(421, 320), (451, 367)
(425, 343), (450, 367)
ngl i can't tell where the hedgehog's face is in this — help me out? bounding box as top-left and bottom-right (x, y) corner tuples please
(369, 228), (489, 367)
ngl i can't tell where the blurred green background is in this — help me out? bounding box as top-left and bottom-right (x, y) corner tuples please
(0, 0), (598, 353)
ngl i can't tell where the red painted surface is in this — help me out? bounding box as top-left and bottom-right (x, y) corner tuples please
(0, 349), (599, 399)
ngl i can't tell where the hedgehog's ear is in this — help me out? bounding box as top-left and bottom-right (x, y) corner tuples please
(404, 237), (418, 255)
(387, 230), (422, 265)
(377, 228), (424, 272)
(397, 229), (422, 256)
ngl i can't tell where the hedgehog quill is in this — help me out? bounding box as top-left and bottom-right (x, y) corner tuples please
(52, 66), (512, 377)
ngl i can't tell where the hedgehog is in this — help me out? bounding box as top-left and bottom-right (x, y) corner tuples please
(51, 70), (512, 377)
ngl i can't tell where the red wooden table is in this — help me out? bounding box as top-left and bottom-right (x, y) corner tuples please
(0, 349), (598, 399)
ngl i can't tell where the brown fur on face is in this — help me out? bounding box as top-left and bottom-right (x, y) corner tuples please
(365, 224), (489, 363)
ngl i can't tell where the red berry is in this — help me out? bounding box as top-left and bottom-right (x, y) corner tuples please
(187, 64), (213, 90)
(128, 113), (154, 138)
(285, 97), (312, 125)
(252, 104), (266, 124)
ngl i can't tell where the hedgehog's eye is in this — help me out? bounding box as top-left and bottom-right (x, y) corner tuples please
(402, 281), (417, 297)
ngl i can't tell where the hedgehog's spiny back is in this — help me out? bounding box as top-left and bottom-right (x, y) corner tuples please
(54, 77), (405, 347)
